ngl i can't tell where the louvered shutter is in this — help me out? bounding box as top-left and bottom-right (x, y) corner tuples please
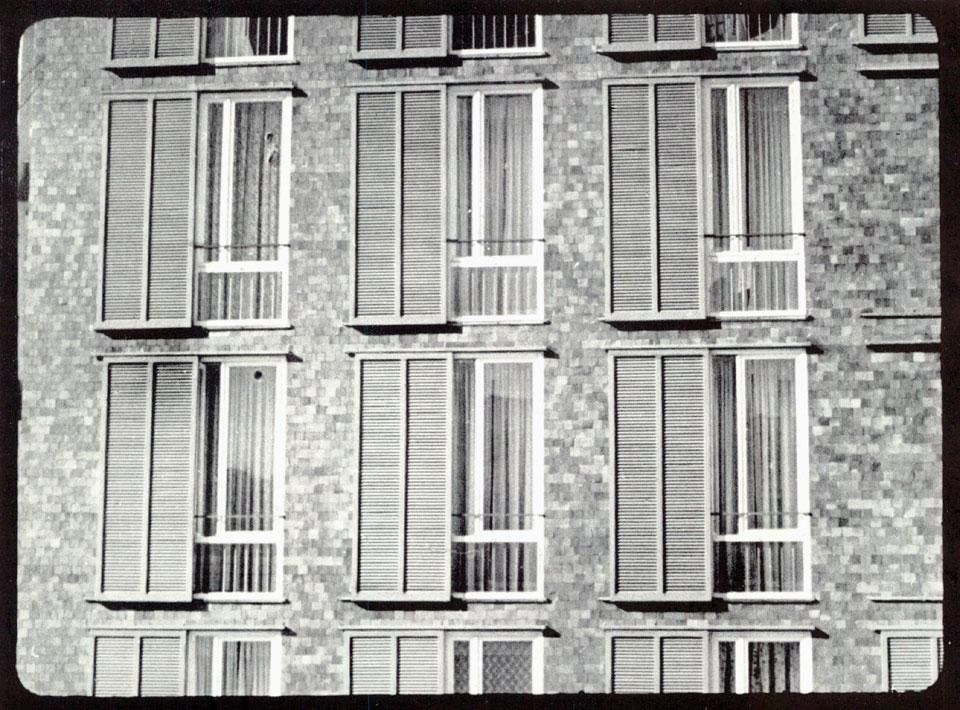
(912, 14), (936, 37)
(659, 636), (706, 692)
(93, 635), (138, 696)
(611, 353), (709, 600)
(139, 635), (185, 696)
(99, 360), (197, 601)
(610, 634), (706, 693)
(100, 96), (195, 329)
(888, 636), (938, 691)
(109, 18), (200, 65)
(349, 636), (394, 694)
(355, 356), (452, 600)
(606, 81), (703, 319)
(605, 15), (700, 50)
(397, 636), (441, 694)
(611, 636), (655, 693)
(355, 15), (447, 57)
(353, 89), (446, 324)
(864, 14), (909, 36)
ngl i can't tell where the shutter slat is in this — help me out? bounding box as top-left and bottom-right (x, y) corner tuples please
(864, 14), (909, 36)
(400, 91), (444, 319)
(661, 356), (707, 593)
(350, 636), (394, 694)
(102, 363), (149, 593)
(146, 362), (195, 595)
(94, 636), (138, 696)
(404, 359), (449, 592)
(660, 636), (705, 692)
(357, 360), (402, 592)
(155, 18), (197, 59)
(403, 16), (445, 50)
(358, 16), (399, 51)
(654, 15), (698, 43)
(398, 636), (440, 693)
(608, 15), (651, 44)
(103, 100), (148, 322)
(112, 18), (153, 60)
(611, 636), (655, 693)
(613, 356), (659, 593)
(146, 99), (193, 322)
(912, 14), (936, 37)
(655, 83), (700, 313)
(139, 636), (183, 696)
(355, 93), (398, 318)
(888, 637), (937, 691)
(609, 84), (653, 313)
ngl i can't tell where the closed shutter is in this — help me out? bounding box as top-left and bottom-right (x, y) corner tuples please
(606, 81), (702, 319)
(611, 353), (709, 600)
(608, 15), (651, 44)
(353, 88), (446, 324)
(864, 14), (909, 36)
(349, 636), (394, 694)
(611, 636), (655, 693)
(888, 636), (938, 691)
(355, 15), (447, 57)
(654, 16), (699, 44)
(100, 97), (195, 328)
(93, 635), (138, 696)
(355, 356), (451, 600)
(605, 15), (700, 49)
(912, 14), (936, 37)
(99, 360), (198, 601)
(659, 636), (706, 692)
(610, 634), (706, 693)
(109, 18), (199, 65)
(139, 636), (184, 696)
(397, 636), (441, 693)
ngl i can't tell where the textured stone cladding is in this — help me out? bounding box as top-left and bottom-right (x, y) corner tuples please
(17, 14), (940, 695)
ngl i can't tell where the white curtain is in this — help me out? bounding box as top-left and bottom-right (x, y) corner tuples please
(749, 642), (800, 692)
(713, 356), (738, 534)
(193, 636), (213, 695)
(452, 361), (475, 536)
(222, 641), (271, 695)
(484, 94), (531, 257)
(232, 102), (281, 261)
(743, 87), (791, 249)
(710, 89), (730, 241)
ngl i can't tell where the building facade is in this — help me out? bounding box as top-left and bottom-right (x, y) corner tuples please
(16, 11), (942, 696)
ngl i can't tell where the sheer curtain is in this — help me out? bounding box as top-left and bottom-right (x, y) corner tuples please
(484, 362), (532, 531)
(713, 356), (738, 535)
(222, 641), (272, 695)
(749, 642), (799, 692)
(193, 636), (213, 695)
(742, 87), (791, 249)
(484, 95), (531, 257)
(452, 361), (475, 537)
(232, 102), (281, 261)
(207, 18), (286, 58)
(455, 98), (473, 259)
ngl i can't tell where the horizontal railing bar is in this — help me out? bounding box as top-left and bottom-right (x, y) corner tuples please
(194, 243), (290, 249)
(704, 232), (806, 239)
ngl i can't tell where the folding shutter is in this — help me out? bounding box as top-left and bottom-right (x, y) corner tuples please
(611, 353), (709, 600)
(659, 636), (707, 692)
(397, 636), (441, 694)
(606, 81), (702, 319)
(139, 635), (185, 696)
(611, 636), (655, 693)
(888, 637), (938, 691)
(864, 14), (909, 36)
(108, 18), (200, 66)
(349, 636), (394, 694)
(93, 635), (138, 696)
(605, 15), (700, 50)
(353, 88), (446, 324)
(99, 360), (197, 601)
(355, 16), (447, 58)
(610, 634), (706, 693)
(355, 356), (451, 600)
(100, 96), (195, 329)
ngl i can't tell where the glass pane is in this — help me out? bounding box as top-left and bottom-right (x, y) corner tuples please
(231, 102), (282, 260)
(453, 641), (471, 693)
(199, 363), (220, 537)
(483, 94), (532, 257)
(744, 359), (797, 529)
(708, 260), (799, 312)
(449, 264), (538, 318)
(748, 641), (799, 692)
(452, 360), (475, 536)
(206, 17), (287, 58)
(222, 640), (272, 695)
(193, 635), (214, 695)
(710, 88), (729, 241)
(712, 356), (738, 534)
(225, 366), (276, 531)
(454, 96), (472, 258)
(714, 541), (804, 593)
(705, 14), (790, 42)
(452, 542), (537, 593)
(484, 362), (532, 530)
(718, 641), (736, 692)
(482, 641), (532, 693)
(452, 15), (537, 50)
(203, 103), (223, 254)
(742, 87), (792, 247)
(197, 270), (283, 322)
(194, 543), (276, 593)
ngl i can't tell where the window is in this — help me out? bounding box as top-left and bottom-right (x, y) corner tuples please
(704, 78), (804, 316)
(352, 15), (542, 59)
(860, 14), (936, 43)
(345, 630), (544, 694)
(607, 631), (812, 693)
(91, 629), (280, 696)
(704, 14), (797, 47)
(608, 349), (810, 601)
(601, 14), (798, 52)
(451, 15), (541, 55)
(351, 353), (544, 601)
(204, 17), (294, 62)
(448, 86), (545, 322)
(711, 352), (811, 598)
(882, 631), (943, 691)
(96, 357), (285, 603)
(98, 92), (291, 331)
(195, 94), (292, 327)
(351, 85), (544, 326)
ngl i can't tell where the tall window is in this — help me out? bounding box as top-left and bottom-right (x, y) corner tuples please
(196, 94), (291, 326)
(195, 361), (285, 597)
(712, 353), (810, 597)
(205, 17), (293, 61)
(705, 79), (804, 316)
(448, 635), (544, 693)
(452, 356), (544, 597)
(449, 86), (544, 322)
(189, 633), (280, 695)
(704, 14), (797, 45)
(712, 634), (812, 693)
(451, 15), (541, 54)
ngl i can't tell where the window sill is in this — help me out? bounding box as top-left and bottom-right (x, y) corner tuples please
(200, 321), (293, 331)
(710, 313), (811, 322)
(454, 595), (549, 603)
(706, 42), (806, 52)
(453, 49), (548, 59)
(859, 309), (940, 319)
(205, 57), (299, 67)
(854, 37), (937, 47)
(869, 596), (943, 603)
(453, 318), (550, 326)
(594, 42), (702, 55)
(858, 60), (939, 76)
(717, 594), (819, 604)
(193, 595), (288, 604)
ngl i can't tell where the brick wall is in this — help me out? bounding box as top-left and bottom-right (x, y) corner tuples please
(17, 14), (940, 694)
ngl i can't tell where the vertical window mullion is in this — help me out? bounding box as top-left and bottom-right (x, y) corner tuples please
(726, 86), (742, 250)
(218, 101), (233, 262)
(470, 639), (482, 694)
(211, 637), (223, 696)
(735, 639), (748, 693)
(471, 93), (484, 258)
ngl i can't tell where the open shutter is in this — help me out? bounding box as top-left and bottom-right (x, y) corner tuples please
(606, 81), (702, 319)
(349, 636), (394, 694)
(100, 96), (196, 329)
(99, 360), (197, 601)
(108, 18), (200, 66)
(355, 356), (451, 600)
(93, 635), (138, 696)
(354, 16), (447, 58)
(353, 88), (446, 324)
(611, 353), (709, 600)
(604, 15), (701, 51)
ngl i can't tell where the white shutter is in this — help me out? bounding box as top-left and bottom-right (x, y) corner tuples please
(888, 636), (938, 691)
(355, 15), (447, 58)
(93, 635), (138, 696)
(139, 635), (185, 696)
(864, 14), (909, 36)
(659, 636), (707, 692)
(610, 633), (706, 693)
(349, 636), (394, 694)
(611, 636), (655, 693)
(397, 636), (441, 694)
(605, 14), (700, 50)
(108, 18), (199, 66)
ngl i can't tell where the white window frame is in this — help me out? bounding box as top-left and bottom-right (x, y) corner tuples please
(194, 357), (287, 602)
(702, 76), (805, 319)
(445, 633), (544, 694)
(449, 15), (544, 57)
(702, 13), (800, 50)
(185, 631), (282, 696)
(452, 352), (545, 600)
(709, 350), (812, 601)
(447, 84), (545, 325)
(709, 631), (813, 693)
(880, 629), (943, 692)
(194, 92), (292, 329)
(202, 16), (296, 65)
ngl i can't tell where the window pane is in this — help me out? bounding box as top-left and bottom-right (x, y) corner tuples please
(206, 17), (287, 58)
(225, 366), (275, 531)
(452, 15), (537, 50)
(197, 270), (283, 322)
(203, 103), (223, 251)
(194, 543), (276, 593)
(482, 641), (532, 693)
(714, 541), (804, 592)
(710, 89), (729, 240)
(453, 641), (471, 693)
(713, 356), (738, 534)
(452, 360), (475, 536)
(452, 541), (537, 593)
(454, 97), (472, 258)
(708, 260), (799, 312)
(705, 14), (791, 42)
(231, 102), (282, 260)
(484, 95), (532, 257)
(748, 641), (799, 692)
(222, 641), (272, 695)
(449, 264), (539, 318)
(193, 636), (214, 695)
(742, 87), (792, 247)
(718, 641), (736, 692)
(199, 363), (221, 537)
(483, 362), (532, 530)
